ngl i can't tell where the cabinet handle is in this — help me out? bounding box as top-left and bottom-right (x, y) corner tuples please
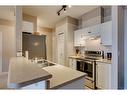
(88, 32), (91, 33)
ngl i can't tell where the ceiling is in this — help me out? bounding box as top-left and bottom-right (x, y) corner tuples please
(0, 6), (15, 21)
(0, 6), (97, 28)
(23, 6), (97, 28)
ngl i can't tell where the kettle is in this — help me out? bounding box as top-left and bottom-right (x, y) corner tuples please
(107, 52), (112, 60)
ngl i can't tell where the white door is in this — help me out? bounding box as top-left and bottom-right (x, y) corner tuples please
(0, 32), (2, 73)
(57, 33), (64, 65)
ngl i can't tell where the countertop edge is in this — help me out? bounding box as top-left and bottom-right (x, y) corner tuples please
(8, 72), (52, 89)
(49, 74), (86, 89)
(96, 60), (112, 64)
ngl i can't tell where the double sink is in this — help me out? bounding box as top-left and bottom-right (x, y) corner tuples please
(32, 59), (55, 68)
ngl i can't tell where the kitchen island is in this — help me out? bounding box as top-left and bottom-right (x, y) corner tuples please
(8, 57), (52, 89)
(43, 62), (86, 89)
(7, 57), (87, 89)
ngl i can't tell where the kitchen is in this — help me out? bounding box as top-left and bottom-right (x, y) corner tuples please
(0, 6), (125, 89)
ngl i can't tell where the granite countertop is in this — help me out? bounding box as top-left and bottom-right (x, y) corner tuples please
(69, 55), (112, 64)
(7, 57), (52, 89)
(43, 64), (87, 89)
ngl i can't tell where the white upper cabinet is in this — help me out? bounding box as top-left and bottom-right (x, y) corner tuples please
(74, 21), (112, 46)
(74, 29), (85, 46)
(83, 24), (100, 37)
(100, 21), (112, 45)
(22, 21), (33, 33)
(74, 24), (100, 47)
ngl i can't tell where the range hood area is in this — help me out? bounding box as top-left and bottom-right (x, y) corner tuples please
(75, 24), (101, 41)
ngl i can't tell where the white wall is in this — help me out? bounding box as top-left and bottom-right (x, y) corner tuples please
(111, 6), (124, 89)
(38, 27), (53, 61)
(124, 7), (127, 89)
(15, 6), (22, 54)
(0, 32), (2, 73)
(0, 25), (15, 72)
(52, 30), (57, 63)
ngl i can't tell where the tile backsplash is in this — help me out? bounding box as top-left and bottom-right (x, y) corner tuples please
(75, 38), (112, 57)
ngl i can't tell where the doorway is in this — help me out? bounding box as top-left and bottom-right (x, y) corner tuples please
(57, 33), (65, 66)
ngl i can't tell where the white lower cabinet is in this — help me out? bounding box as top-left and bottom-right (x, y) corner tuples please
(69, 58), (77, 70)
(96, 62), (111, 89)
(21, 81), (46, 89)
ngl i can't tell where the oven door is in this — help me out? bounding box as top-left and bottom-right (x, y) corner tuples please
(77, 60), (95, 81)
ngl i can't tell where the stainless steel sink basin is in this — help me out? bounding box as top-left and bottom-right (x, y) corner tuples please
(37, 60), (55, 68)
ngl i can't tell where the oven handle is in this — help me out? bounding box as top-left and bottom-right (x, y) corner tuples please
(77, 60), (94, 64)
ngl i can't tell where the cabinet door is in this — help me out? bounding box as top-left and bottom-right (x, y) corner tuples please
(74, 30), (81, 46)
(74, 30), (85, 46)
(96, 62), (104, 89)
(84, 24), (100, 36)
(69, 58), (77, 70)
(96, 62), (111, 89)
(72, 59), (77, 70)
(69, 59), (73, 69)
(21, 81), (46, 89)
(100, 21), (112, 45)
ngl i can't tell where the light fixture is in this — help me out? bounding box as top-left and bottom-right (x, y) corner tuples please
(64, 8), (66, 13)
(57, 5), (67, 16)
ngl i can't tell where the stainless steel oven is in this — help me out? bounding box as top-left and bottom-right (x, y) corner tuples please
(76, 59), (96, 89)
(76, 51), (102, 89)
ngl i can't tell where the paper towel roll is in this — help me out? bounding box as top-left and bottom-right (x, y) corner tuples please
(25, 51), (29, 60)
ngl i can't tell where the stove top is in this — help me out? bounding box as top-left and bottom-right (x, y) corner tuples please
(77, 51), (102, 61)
(84, 57), (99, 60)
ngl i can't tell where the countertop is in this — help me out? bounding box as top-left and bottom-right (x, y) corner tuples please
(96, 58), (112, 64)
(7, 57), (86, 89)
(69, 55), (81, 59)
(43, 64), (87, 89)
(7, 57), (52, 89)
(69, 55), (112, 64)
